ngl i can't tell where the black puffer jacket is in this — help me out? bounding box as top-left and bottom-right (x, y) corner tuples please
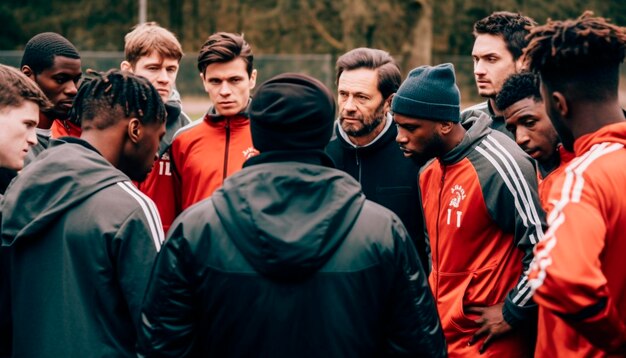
(138, 151), (447, 358)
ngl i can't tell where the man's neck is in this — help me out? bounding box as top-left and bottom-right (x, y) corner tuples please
(443, 123), (466, 155)
(571, 101), (626, 139)
(488, 98), (503, 117)
(37, 112), (55, 130)
(538, 152), (561, 177)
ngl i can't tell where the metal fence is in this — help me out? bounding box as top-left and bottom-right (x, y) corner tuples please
(2, 51), (625, 109)
(0, 51), (335, 100)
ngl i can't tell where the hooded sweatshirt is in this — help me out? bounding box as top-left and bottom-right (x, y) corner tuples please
(420, 111), (546, 357)
(462, 100), (514, 140)
(0, 137), (164, 357)
(529, 121), (626, 357)
(137, 151), (447, 358)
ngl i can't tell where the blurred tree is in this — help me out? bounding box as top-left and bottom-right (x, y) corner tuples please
(0, 5), (27, 49)
(1, 0), (624, 72)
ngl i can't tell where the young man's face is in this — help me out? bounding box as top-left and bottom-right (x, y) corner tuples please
(337, 68), (386, 139)
(123, 52), (180, 103)
(26, 56), (82, 119)
(503, 97), (559, 163)
(125, 120), (166, 182)
(394, 113), (446, 163)
(472, 34), (518, 100)
(200, 57), (256, 117)
(0, 101), (39, 171)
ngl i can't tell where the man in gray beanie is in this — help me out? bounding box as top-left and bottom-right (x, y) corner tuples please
(393, 63), (546, 357)
(138, 73), (447, 357)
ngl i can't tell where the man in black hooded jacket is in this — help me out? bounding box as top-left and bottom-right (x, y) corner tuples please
(1, 70), (166, 357)
(138, 73), (447, 357)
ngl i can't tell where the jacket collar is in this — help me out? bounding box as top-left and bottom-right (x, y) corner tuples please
(335, 113), (395, 152)
(439, 112), (493, 165)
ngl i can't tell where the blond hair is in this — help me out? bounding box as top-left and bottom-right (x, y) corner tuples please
(124, 22), (183, 66)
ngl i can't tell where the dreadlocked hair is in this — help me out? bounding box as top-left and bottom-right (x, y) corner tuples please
(70, 69), (166, 131)
(525, 12), (626, 99)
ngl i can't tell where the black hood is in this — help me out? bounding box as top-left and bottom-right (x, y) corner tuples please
(211, 152), (366, 281)
(1, 138), (129, 246)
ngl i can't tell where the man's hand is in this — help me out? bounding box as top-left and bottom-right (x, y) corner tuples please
(466, 302), (513, 354)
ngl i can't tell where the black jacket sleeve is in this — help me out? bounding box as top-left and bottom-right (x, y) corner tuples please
(113, 206), (163, 330)
(136, 221), (196, 358)
(384, 218), (447, 357)
(0, 247), (11, 358)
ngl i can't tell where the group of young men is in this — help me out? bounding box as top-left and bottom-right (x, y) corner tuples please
(0, 9), (624, 358)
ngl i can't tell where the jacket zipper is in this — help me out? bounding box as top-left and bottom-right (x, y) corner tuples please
(355, 148), (362, 182)
(223, 118), (230, 182)
(435, 165), (446, 300)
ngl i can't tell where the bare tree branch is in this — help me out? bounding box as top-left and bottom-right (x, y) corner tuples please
(300, 0), (344, 50)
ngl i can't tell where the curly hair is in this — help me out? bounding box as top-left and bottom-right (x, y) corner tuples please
(473, 11), (536, 60)
(495, 72), (541, 111)
(525, 12), (626, 99)
(70, 69), (166, 131)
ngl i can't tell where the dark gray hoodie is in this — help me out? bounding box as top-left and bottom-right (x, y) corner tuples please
(1, 137), (163, 357)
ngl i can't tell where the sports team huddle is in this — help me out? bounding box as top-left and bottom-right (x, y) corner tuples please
(0, 9), (625, 358)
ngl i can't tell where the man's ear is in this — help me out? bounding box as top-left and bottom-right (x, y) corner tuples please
(249, 69), (258, 90)
(552, 91), (569, 119)
(514, 55), (526, 72)
(127, 118), (142, 144)
(120, 61), (133, 72)
(438, 120), (455, 135)
(21, 65), (34, 79)
(384, 94), (394, 113)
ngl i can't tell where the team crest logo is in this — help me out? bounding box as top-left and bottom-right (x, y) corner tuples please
(243, 146), (259, 159)
(447, 184), (466, 227)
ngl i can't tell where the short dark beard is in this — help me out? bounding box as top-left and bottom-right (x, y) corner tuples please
(344, 115), (383, 137)
(342, 102), (385, 137)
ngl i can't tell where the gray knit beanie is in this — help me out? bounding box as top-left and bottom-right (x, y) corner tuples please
(391, 63), (461, 122)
